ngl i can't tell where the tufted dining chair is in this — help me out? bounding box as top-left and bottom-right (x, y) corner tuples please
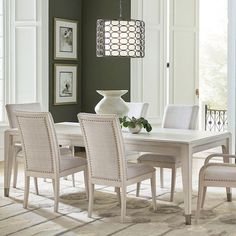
(78, 113), (156, 223)
(15, 111), (88, 212)
(126, 102), (149, 118)
(6, 103), (75, 191)
(196, 154), (236, 221)
(136, 104), (199, 201)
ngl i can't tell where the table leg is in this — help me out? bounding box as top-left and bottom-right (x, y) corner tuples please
(4, 131), (13, 197)
(222, 137), (232, 202)
(181, 145), (192, 225)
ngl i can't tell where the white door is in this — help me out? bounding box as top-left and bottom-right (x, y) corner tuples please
(131, 0), (199, 125)
(169, 0), (199, 105)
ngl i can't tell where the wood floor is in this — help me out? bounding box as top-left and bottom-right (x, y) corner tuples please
(1, 156), (236, 236)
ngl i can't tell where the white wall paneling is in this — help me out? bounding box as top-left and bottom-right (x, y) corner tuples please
(169, 0), (199, 105)
(131, 0), (167, 125)
(0, 0), (49, 161)
(8, 0), (48, 109)
(15, 0), (36, 21)
(15, 27), (36, 102)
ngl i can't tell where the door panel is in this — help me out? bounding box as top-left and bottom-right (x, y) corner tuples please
(169, 0), (199, 105)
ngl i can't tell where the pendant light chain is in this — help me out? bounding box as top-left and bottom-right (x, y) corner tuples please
(119, 0), (122, 19)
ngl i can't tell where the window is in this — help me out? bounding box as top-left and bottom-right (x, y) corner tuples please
(0, 0), (3, 122)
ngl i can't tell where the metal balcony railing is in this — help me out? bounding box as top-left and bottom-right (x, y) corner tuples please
(205, 105), (228, 132)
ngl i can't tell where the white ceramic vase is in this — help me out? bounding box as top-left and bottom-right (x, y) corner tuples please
(95, 90), (129, 117)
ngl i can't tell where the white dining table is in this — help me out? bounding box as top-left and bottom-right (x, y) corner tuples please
(4, 122), (232, 225)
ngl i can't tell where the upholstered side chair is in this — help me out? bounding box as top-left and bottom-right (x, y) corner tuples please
(15, 111), (88, 212)
(125, 102), (149, 160)
(196, 154), (236, 221)
(78, 113), (156, 223)
(136, 104), (199, 201)
(6, 103), (42, 193)
(126, 102), (149, 118)
(6, 103), (75, 190)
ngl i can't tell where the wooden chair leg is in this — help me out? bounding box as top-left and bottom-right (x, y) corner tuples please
(53, 179), (60, 212)
(160, 167), (164, 188)
(72, 174), (75, 187)
(151, 172), (157, 211)
(136, 182), (141, 197)
(13, 157), (18, 188)
(84, 169), (89, 200)
(23, 176), (30, 209)
(201, 186), (207, 208)
(170, 167), (176, 202)
(88, 183), (94, 217)
(120, 186), (127, 223)
(196, 180), (204, 222)
(115, 187), (121, 205)
(34, 177), (39, 195)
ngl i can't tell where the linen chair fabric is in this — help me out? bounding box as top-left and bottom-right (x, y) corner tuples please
(125, 102), (149, 159)
(126, 102), (149, 118)
(78, 113), (156, 223)
(6, 103), (42, 193)
(137, 104), (199, 201)
(15, 111), (88, 212)
(6, 103), (75, 189)
(196, 154), (236, 221)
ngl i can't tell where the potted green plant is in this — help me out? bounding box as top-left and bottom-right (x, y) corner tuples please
(119, 116), (152, 134)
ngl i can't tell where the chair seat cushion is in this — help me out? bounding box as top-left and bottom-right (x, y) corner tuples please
(127, 163), (155, 180)
(138, 153), (179, 163)
(17, 147), (73, 159)
(204, 164), (236, 182)
(60, 156), (87, 172)
(59, 147), (72, 156)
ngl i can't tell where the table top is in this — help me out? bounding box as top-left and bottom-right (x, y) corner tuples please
(54, 122), (231, 145)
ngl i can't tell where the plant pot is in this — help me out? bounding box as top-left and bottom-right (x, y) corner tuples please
(128, 124), (142, 134)
(95, 90), (129, 117)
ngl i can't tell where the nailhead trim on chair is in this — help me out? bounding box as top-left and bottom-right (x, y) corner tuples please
(80, 117), (122, 182)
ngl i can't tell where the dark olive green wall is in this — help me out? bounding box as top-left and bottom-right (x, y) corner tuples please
(49, 0), (82, 122)
(81, 0), (131, 112)
(49, 0), (131, 120)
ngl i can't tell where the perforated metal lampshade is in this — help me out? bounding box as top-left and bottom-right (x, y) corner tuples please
(96, 19), (145, 58)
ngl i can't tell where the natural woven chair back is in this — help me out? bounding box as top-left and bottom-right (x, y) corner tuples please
(162, 105), (199, 130)
(78, 113), (126, 183)
(15, 111), (59, 174)
(6, 103), (41, 128)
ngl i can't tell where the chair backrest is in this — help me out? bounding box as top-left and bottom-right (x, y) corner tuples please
(78, 113), (126, 183)
(126, 102), (149, 118)
(15, 111), (59, 174)
(162, 104), (199, 130)
(6, 103), (41, 128)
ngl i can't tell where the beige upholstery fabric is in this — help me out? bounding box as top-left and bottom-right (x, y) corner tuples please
(60, 156), (87, 172)
(78, 113), (156, 222)
(137, 104), (199, 201)
(5, 103), (76, 188)
(196, 154), (236, 221)
(127, 163), (155, 180)
(126, 102), (149, 118)
(6, 103), (41, 128)
(162, 105), (199, 130)
(204, 164), (236, 182)
(15, 111), (88, 212)
(138, 153), (181, 163)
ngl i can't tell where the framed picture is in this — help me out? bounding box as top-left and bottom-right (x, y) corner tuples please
(54, 18), (78, 60)
(54, 64), (77, 105)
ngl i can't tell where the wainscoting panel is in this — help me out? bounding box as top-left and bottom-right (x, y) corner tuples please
(15, 0), (36, 21)
(15, 27), (37, 103)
